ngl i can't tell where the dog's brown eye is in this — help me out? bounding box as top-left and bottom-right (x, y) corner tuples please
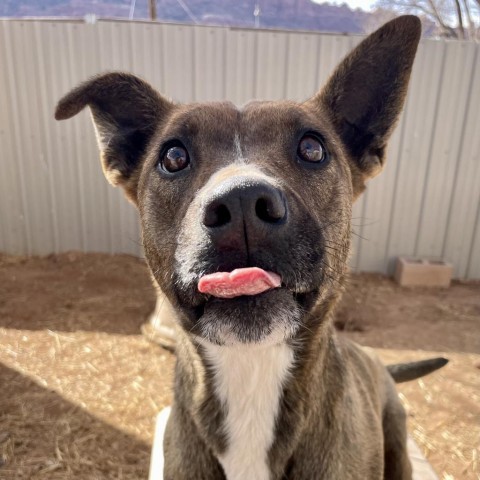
(297, 136), (326, 163)
(161, 145), (190, 173)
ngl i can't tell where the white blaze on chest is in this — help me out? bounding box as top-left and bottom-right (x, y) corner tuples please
(205, 343), (294, 480)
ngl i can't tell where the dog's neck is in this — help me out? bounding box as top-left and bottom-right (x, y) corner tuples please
(175, 311), (341, 480)
(203, 342), (295, 480)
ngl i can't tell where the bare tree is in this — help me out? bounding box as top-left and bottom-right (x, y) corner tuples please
(374, 0), (480, 39)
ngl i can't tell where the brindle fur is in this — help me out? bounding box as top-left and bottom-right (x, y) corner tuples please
(56, 16), (424, 479)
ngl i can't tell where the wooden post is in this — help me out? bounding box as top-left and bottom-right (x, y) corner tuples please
(149, 0), (157, 21)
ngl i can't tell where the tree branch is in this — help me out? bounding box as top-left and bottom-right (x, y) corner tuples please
(453, 0), (466, 38)
(426, 0), (459, 37)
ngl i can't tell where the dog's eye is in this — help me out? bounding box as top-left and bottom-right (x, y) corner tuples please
(297, 135), (326, 163)
(161, 144), (190, 173)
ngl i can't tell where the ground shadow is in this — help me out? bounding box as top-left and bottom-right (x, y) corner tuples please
(335, 274), (480, 354)
(0, 253), (156, 334)
(0, 362), (151, 479)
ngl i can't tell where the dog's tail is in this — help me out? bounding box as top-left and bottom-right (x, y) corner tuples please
(387, 357), (448, 383)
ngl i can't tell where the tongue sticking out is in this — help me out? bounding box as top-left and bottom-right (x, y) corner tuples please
(198, 267), (281, 299)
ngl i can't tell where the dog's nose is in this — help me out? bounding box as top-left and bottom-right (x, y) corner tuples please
(203, 178), (287, 241)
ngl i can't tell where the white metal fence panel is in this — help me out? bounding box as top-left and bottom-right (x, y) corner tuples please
(0, 19), (479, 278)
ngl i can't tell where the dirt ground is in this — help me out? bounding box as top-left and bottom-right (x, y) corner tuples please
(0, 252), (479, 480)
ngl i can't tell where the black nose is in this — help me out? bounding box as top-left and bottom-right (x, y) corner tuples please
(203, 178), (287, 245)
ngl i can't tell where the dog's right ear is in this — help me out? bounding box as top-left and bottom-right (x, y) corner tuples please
(55, 72), (174, 203)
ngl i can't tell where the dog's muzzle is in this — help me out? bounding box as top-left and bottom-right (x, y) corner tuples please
(172, 174), (325, 345)
(201, 176), (288, 254)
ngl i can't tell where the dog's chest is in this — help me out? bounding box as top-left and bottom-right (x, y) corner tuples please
(205, 344), (294, 480)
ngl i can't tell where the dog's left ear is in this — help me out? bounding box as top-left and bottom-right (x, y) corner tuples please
(55, 72), (174, 203)
(308, 15), (421, 198)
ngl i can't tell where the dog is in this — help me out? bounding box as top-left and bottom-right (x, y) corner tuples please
(55, 15), (448, 479)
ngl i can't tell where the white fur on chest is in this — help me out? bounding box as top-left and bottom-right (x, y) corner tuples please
(204, 343), (294, 480)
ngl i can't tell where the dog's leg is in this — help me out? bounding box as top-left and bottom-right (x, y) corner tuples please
(149, 407), (171, 480)
(163, 404), (225, 480)
(382, 386), (412, 480)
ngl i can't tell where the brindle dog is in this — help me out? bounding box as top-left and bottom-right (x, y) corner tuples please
(56, 16), (447, 480)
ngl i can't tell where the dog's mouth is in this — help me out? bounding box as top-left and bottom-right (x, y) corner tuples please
(198, 267), (282, 299)
(178, 266), (319, 345)
(191, 266), (320, 313)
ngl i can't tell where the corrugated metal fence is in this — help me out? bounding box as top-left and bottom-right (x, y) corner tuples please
(0, 19), (479, 278)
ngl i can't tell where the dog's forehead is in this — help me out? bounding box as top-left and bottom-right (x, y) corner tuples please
(164, 100), (314, 143)
(241, 100), (311, 131)
(168, 101), (239, 137)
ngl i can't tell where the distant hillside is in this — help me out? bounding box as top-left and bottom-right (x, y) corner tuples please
(1, 0), (437, 36)
(1, 0), (377, 34)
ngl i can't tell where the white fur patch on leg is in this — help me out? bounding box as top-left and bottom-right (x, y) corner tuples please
(205, 343), (294, 480)
(149, 406), (171, 480)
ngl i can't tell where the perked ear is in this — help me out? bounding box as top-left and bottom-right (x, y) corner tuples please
(55, 72), (173, 202)
(310, 15), (421, 198)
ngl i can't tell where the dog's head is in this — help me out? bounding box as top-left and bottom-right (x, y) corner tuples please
(56, 16), (420, 346)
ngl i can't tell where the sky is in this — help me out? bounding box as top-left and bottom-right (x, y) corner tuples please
(313, 0), (377, 11)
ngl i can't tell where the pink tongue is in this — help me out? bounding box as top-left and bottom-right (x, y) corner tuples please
(198, 267), (281, 299)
